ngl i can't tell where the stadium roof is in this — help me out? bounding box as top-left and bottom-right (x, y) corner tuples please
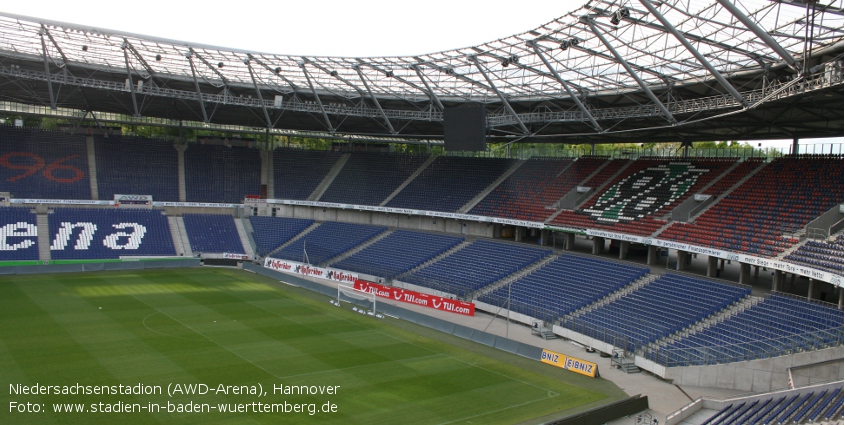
(0, 0), (841, 144)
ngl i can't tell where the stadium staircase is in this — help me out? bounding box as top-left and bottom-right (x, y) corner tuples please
(472, 254), (559, 299)
(175, 144), (187, 202)
(167, 216), (187, 256)
(379, 155), (436, 207)
(234, 218), (255, 258)
(543, 159), (615, 223)
(86, 136), (99, 200)
(265, 222), (322, 258)
(175, 215), (193, 256)
(457, 160), (526, 214)
(325, 230), (395, 267)
(395, 240), (473, 280)
(36, 211), (50, 260)
(566, 273), (658, 319)
(309, 154), (349, 201)
(646, 294), (759, 350)
(571, 159), (634, 210)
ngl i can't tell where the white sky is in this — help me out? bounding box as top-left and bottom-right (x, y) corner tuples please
(1, 1), (842, 149)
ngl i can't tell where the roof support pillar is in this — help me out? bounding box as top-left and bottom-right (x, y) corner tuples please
(38, 32), (56, 110)
(412, 65), (445, 112)
(244, 58), (273, 128)
(122, 42), (141, 117)
(186, 55), (210, 123)
(715, 0), (800, 71)
(300, 62), (334, 132)
(530, 42), (603, 132)
(583, 18), (676, 124)
(354, 66), (396, 134)
(638, 0), (749, 107)
(468, 55), (530, 134)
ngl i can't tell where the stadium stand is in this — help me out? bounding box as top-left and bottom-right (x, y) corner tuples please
(331, 230), (464, 278)
(399, 239), (552, 296)
(272, 221), (387, 265)
(478, 254), (649, 321)
(386, 156), (516, 212)
(531, 156), (610, 213)
(564, 273), (751, 352)
(659, 155), (845, 257)
(94, 135), (180, 201)
(182, 213), (245, 254)
(48, 207), (175, 259)
(273, 148), (343, 200)
(0, 125), (91, 199)
(319, 152), (429, 205)
(0, 207), (39, 260)
(469, 157), (573, 221)
(785, 234), (844, 274)
(648, 293), (844, 366)
(702, 387), (843, 425)
(248, 216), (315, 257)
(550, 158), (736, 236)
(184, 144), (261, 203)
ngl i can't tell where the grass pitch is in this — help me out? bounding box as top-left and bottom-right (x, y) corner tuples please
(0, 268), (625, 424)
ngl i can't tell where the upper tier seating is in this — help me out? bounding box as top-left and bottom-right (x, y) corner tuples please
(400, 240), (551, 296)
(565, 273), (750, 352)
(272, 221), (387, 265)
(659, 155), (844, 257)
(0, 126), (91, 199)
(320, 152), (429, 206)
(94, 135), (179, 201)
(550, 158), (736, 236)
(183, 214), (245, 254)
(478, 254), (649, 321)
(248, 216), (315, 257)
(386, 156), (516, 212)
(273, 148), (343, 200)
(469, 158), (573, 221)
(0, 207), (39, 260)
(785, 234), (844, 274)
(649, 293), (844, 366)
(48, 208), (175, 259)
(185, 144), (261, 203)
(331, 230), (464, 278)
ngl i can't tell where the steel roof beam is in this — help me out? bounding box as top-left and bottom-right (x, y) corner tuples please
(583, 17), (676, 124)
(190, 48), (230, 86)
(122, 40), (157, 80)
(638, 0), (748, 107)
(40, 25), (69, 66)
(186, 54), (210, 123)
(122, 41), (141, 117)
(300, 61), (334, 132)
(244, 58), (272, 128)
(38, 31), (56, 110)
(469, 55), (530, 134)
(412, 65), (445, 112)
(530, 42), (602, 132)
(359, 62), (434, 103)
(253, 55), (301, 94)
(715, 0), (801, 71)
(354, 66), (395, 134)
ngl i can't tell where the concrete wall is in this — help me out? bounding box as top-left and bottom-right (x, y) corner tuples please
(658, 346), (843, 392)
(268, 204), (495, 238)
